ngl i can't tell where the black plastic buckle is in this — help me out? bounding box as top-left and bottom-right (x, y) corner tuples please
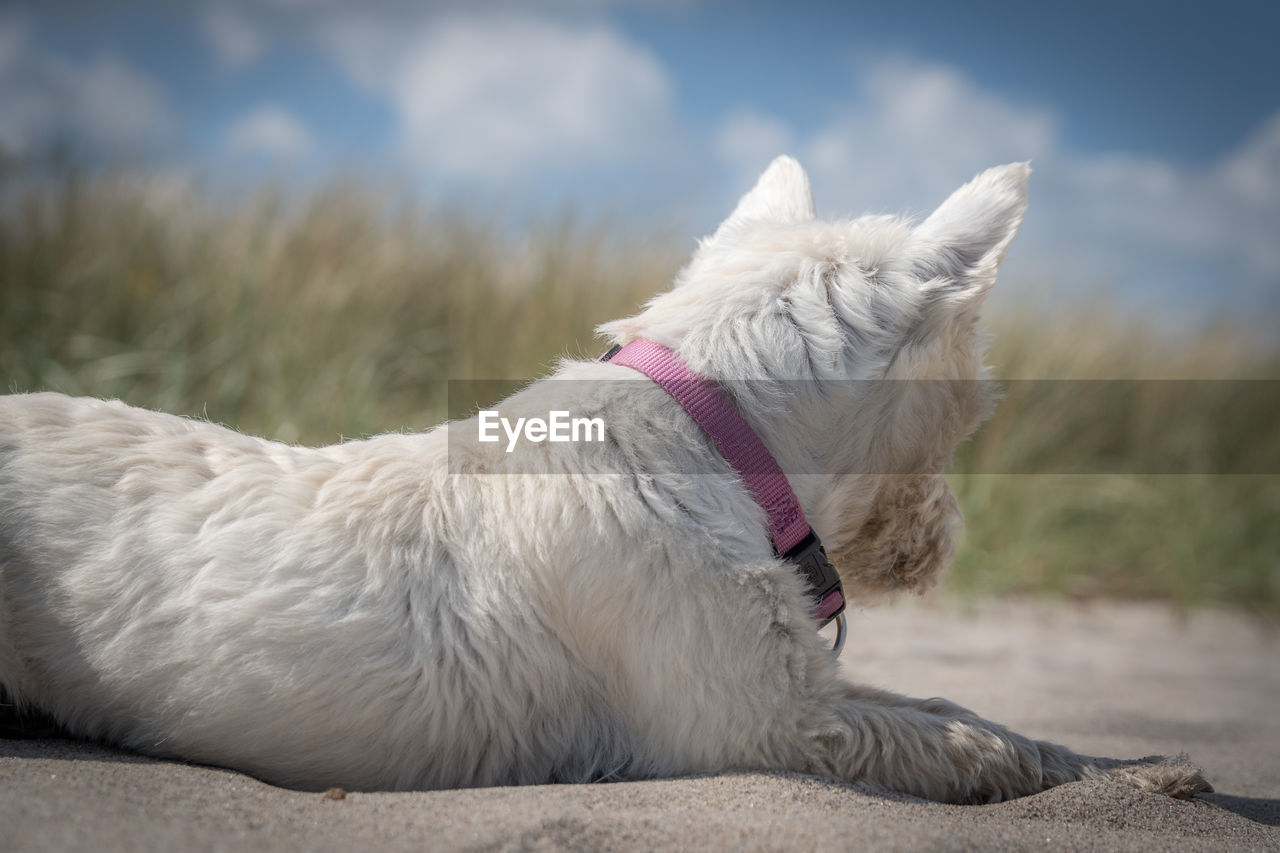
(599, 344), (622, 362)
(781, 528), (846, 627)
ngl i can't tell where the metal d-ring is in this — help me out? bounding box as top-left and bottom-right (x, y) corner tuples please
(831, 611), (847, 656)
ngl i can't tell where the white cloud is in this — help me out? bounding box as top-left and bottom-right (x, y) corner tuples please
(79, 56), (176, 146)
(1219, 113), (1280, 211)
(1015, 119), (1280, 304)
(225, 105), (313, 159)
(712, 57), (1279, 316)
(323, 15), (675, 181)
(805, 59), (1056, 215)
(201, 4), (267, 71)
(715, 109), (794, 177)
(1213, 115), (1280, 278)
(0, 17), (174, 154)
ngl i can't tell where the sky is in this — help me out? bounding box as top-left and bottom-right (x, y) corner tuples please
(1, 0), (1277, 330)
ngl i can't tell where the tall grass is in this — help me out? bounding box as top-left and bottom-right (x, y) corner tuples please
(951, 309), (1279, 613)
(3, 170), (1276, 613)
(1, 172), (678, 442)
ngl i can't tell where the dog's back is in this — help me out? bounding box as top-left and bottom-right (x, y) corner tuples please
(0, 390), (662, 790)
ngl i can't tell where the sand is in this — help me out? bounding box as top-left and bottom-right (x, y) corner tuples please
(3, 599), (1277, 852)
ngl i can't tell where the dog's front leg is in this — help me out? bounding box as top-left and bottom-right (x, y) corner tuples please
(801, 683), (1211, 803)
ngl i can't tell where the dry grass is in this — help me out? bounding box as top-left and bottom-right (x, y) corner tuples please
(3, 169), (1276, 613)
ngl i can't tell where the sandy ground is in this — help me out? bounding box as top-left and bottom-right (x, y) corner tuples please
(2, 599), (1277, 852)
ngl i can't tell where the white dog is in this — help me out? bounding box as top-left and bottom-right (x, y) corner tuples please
(0, 158), (1210, 803)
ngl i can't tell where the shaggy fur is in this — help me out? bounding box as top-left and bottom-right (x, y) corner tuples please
(0, 158), (1210, 802)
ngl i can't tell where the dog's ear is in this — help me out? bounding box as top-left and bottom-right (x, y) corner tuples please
(713, 155), (815, 238)
(911, 163), (1030, 300)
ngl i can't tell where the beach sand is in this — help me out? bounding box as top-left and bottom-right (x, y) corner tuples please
(4, 600), (1277, 851)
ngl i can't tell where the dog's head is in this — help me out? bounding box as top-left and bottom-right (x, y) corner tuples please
(599, 157), (1026, 599)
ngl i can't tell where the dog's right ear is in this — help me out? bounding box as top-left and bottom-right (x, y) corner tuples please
(911, 162), (1030, 301)
(712, 156), (816, 238)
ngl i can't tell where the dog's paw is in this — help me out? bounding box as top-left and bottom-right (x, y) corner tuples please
(1105, 755), (1214, 799)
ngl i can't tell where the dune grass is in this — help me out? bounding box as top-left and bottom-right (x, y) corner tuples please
(2, 170), (1276, 613)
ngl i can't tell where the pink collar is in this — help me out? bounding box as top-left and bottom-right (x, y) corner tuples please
(602, 339), (846, 635)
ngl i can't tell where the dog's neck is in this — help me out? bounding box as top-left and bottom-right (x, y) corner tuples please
(602, 339), (846, 633)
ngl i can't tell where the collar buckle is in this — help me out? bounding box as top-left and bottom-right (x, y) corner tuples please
(781, 528), (847, 633)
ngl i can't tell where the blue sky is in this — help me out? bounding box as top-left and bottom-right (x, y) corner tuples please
(2, 0), (1277, 330)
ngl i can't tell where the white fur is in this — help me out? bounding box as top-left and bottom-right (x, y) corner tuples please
(0, 159), (1209, 802)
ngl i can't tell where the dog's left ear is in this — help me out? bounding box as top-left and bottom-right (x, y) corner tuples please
(713, 155), (816, 238)
(911, 162), (1030, 301)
